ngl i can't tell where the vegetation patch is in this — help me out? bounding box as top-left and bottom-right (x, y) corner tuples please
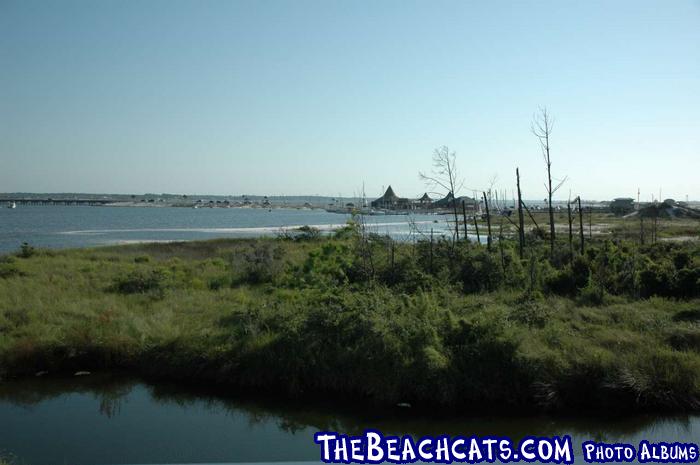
(1, 223), (700, 413)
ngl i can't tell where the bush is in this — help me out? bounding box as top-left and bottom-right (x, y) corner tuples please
(18, 242), (35, 258)
(637, 264), (674, 298)
(545, 255), (590, 297)
(673, 251), (692, 271)
(545, 269), (575, 296)
(112, 269), (167, 296)
(208, 276), (230, 291)
(673, 268), (700, 299)
(379, 255), (433, 292)
(290, 242), (352, 288)
(294, 225), (321, 241)
(509, 298), (550, 328)
(459, 249), (503, 293)
(233, 242), (285, 284)
(577, 280), (607, 306)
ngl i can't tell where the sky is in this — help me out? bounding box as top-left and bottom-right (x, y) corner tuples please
(1, 0), (699, 201)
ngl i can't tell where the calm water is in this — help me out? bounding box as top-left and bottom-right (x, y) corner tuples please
(0, 205), (457, 254)
(0, 376), (697, 465)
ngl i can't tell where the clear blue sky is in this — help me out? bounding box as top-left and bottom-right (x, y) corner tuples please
(1, 0), (698, 201)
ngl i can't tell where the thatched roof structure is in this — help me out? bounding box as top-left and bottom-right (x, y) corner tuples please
(433, 192), (479, 209)
(371, 185), (407, 208)
(379, 186), (399, 202)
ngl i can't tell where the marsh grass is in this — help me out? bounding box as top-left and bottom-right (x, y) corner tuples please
(1, 230), (699, 413)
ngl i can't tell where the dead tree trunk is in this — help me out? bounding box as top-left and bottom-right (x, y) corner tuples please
(498, 221), (506, 276)
(482, 191), (492, 251)
(532, 108), (566, 255)
(547, 159), (555, 253)
(567, 202), (573, 256)
(516, 168), (525, 259)
(452, 197), (460, 241)
(473, 213), (481, 245)
(577, 196), (584, 254)
(461, 200), (468, 242)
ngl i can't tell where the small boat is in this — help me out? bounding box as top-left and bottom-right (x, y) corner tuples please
(7, 202), (16, 209)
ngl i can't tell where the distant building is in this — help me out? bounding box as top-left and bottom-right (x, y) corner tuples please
(609, 197), (635, 215)
(418, 193), (432, 207)
(371, 186), (411, 210)
(432, 192), (480, 212)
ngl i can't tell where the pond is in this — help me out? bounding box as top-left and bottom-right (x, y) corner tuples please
(1, 375), (698, 465)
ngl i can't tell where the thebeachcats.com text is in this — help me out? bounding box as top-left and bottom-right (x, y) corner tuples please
(314, 430), (700, 464)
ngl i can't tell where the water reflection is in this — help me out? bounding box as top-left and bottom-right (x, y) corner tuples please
(0, 374), (697, 465)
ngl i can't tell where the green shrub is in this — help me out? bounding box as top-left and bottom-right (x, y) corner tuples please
(577, 280), (607, 306)
(637, 264), (674, 298)
(545, 255), (590, 297)
(379, 256), (433, 292)
(208, 275), (230, 290)
(509, 298), (551, 328)
(294, 225), (321, 241)
(286, 242), (353, 288)
(673, 251), (692, 270)
(459, 249), (503, 293)
(18, 242), (35, 258)
(111, 269), (167, 296)
(232, 242), (285, 284)
(673, 268), (700, 299)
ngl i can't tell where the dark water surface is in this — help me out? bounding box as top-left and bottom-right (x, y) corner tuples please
(0, 375), (697, 465)
(0, 206), (454, 254)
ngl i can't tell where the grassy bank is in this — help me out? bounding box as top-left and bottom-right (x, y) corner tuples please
(1, 221), (699, 413)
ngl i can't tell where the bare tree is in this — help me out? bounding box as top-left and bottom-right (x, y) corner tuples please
(532, 107), (567, 253)
(516, 168), (525, 259)
(420, 146), (464, 241)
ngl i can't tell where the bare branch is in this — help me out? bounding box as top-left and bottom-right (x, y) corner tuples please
(419, 145), (465, 243)
(552, 176), (569, 194)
